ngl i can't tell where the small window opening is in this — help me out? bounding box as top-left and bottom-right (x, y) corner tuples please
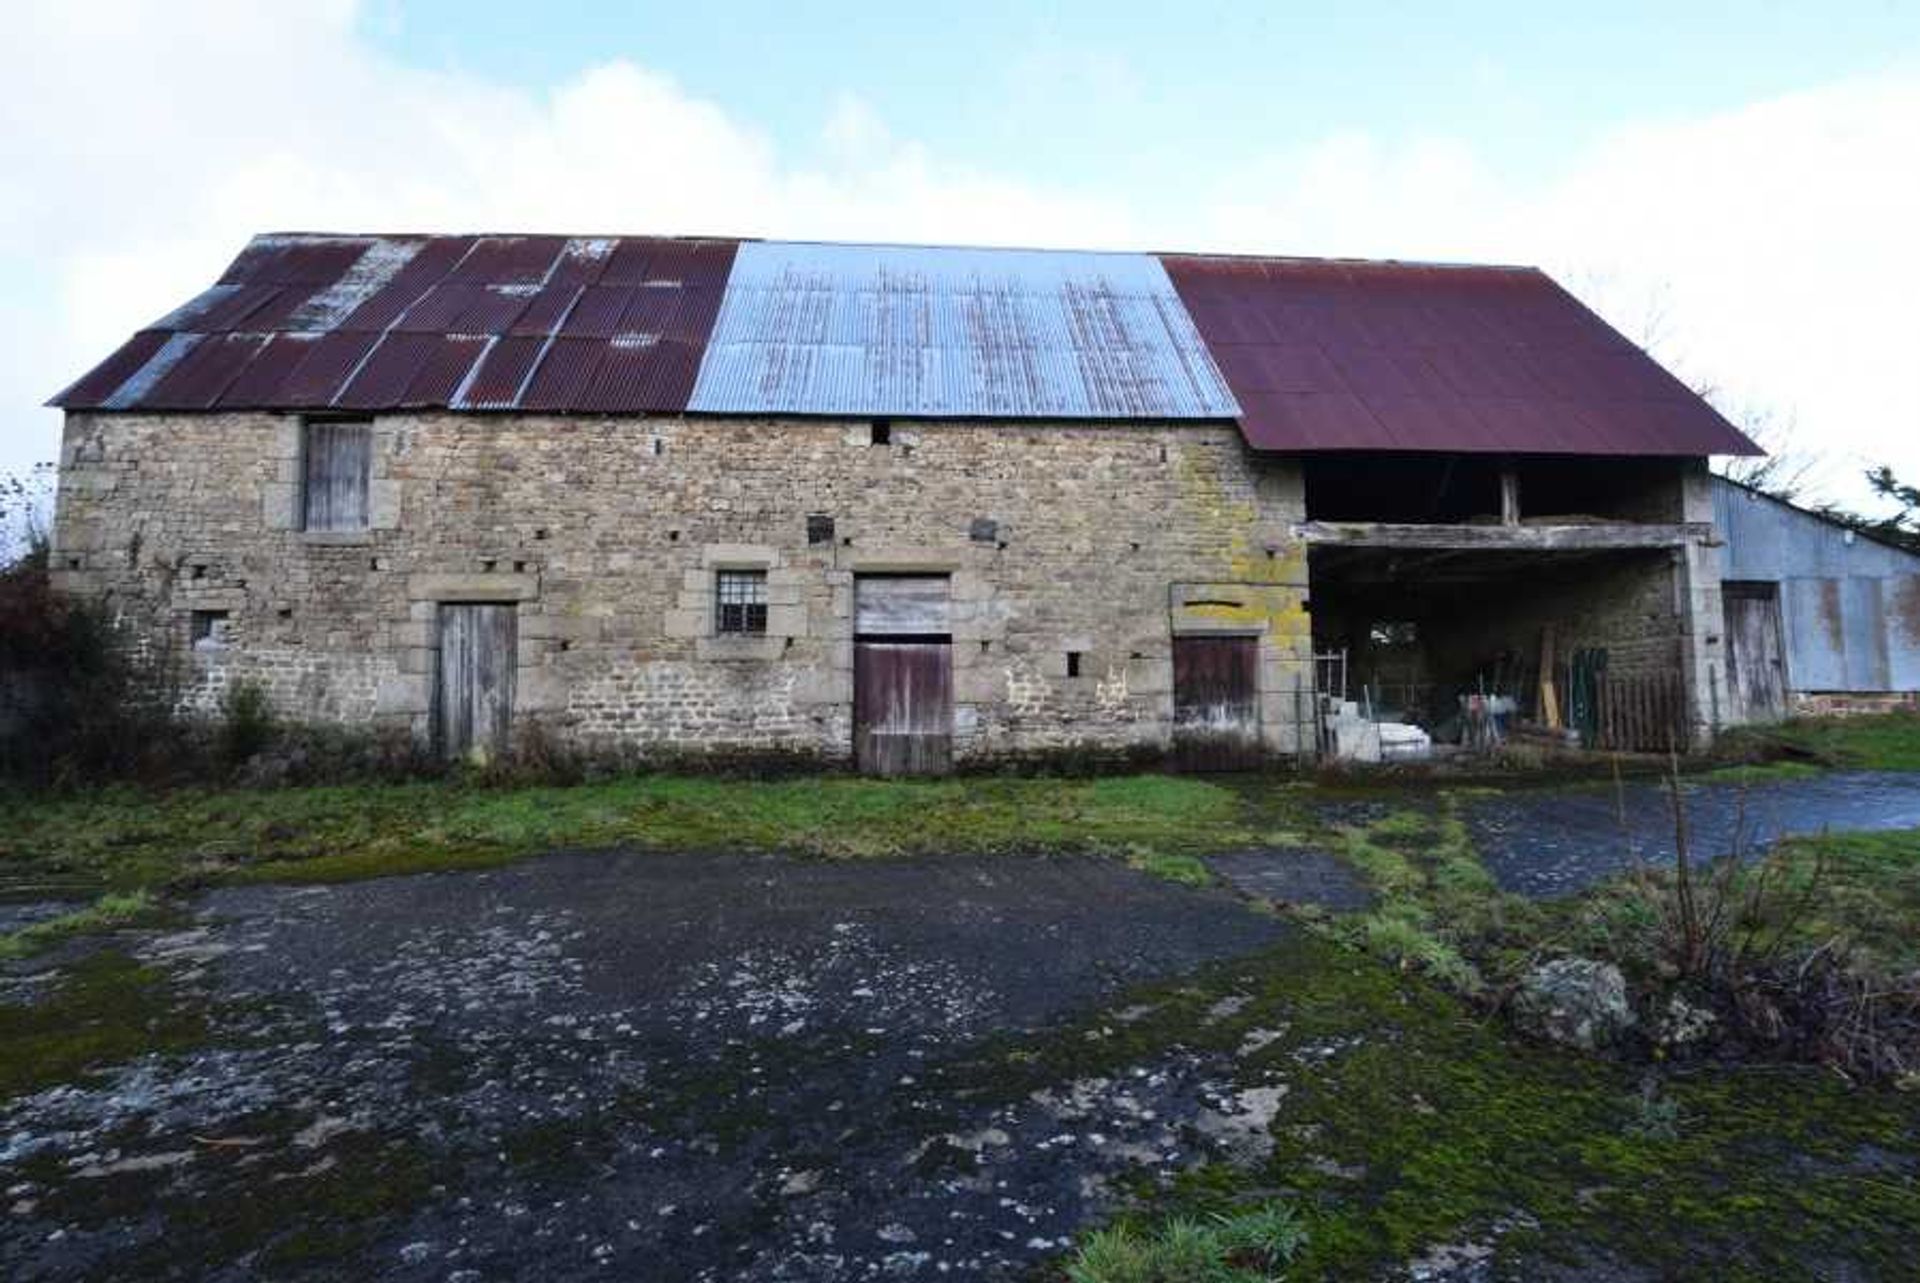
(651, 437), (665, 457)
(870, 419), (892, 446)
(534, 528), (549, 541)
(189, 563), (208, 581)
(807, 514), (835, 546)
(513, 560), (527, 574)
(301, 417), (372, 532)
(669, 530), (681, 542)
(190, 610), (231, 651)
(715, 569), (768, 635)
(1066, 651), (1083, 678)
(969, 517), (998, 544)
(277, 607), (293, 620)
(66, 556), (81, 570)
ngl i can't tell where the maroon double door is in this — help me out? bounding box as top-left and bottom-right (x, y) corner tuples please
(853, 576), (953, 776)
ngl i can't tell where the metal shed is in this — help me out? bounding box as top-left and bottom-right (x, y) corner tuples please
(1713, 476), (1920, 718)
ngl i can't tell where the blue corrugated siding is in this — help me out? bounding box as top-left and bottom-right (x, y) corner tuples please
(687, 241), (1240, 420)
(1715, 477), (1920, 692)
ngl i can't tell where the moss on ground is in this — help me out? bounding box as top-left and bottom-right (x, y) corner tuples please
(1022, 933), (1920, 1282)
(0, 949), (214, 1103)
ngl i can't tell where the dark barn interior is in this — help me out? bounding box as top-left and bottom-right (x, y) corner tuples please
(1302, 453), (1694, 752)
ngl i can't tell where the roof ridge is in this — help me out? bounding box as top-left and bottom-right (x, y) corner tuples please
(243, 230), (1545, 275)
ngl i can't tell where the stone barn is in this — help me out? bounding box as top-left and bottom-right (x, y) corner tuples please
(47, 234), (1760, 770)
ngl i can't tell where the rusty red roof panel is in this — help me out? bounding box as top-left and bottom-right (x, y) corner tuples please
(267, 332), (382, 408)
(216, 333), (320, 407)
(53, 233), (738, 415)
(454, 336), (546, 410)
(1163, 254), (1759, 455)
(139, 333), (271, 409)
(48, 330), (171, 407)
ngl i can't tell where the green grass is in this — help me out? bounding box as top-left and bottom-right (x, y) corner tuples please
(1067, 1205), (1306, 1282)
(1721, 828), (1920, 974)
(1325, 795), (1543, 992)
(1718, 710), (1920, 771)
(1, 773), (1254, 892)
(0, 890), (163, 960)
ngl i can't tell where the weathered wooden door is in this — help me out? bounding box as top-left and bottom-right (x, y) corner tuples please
(1171, 635), (1262, 771)
(853, 576), (953, 775)
(437, 604), (516, 762)
(1723, 583), (1787, 724)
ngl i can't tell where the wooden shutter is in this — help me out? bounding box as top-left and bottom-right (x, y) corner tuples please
(854, 576), (950, 635)
(303, 420), (371, 531)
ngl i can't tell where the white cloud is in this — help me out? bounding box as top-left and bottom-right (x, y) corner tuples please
(1192, 71), (1920, 509)
(3, 2), (1917, 520)
(0, 0), (1138, 485)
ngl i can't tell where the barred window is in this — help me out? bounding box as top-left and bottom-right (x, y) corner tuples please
(715, 569), (768, 635)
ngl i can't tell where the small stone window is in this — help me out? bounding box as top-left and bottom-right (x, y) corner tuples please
(870, 419), (892, 446)
(190, 610), (231, 651)
(807, 514), (835, 546)
(1066, 651), (1083, 678)
(301, 418), (372, 532)
(715, 570), (768, 635)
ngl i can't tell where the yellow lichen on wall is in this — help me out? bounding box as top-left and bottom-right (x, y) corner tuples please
(1173, 441), (1311, 650)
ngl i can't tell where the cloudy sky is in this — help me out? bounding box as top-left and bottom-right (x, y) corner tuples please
(5, 0), (1918, 510)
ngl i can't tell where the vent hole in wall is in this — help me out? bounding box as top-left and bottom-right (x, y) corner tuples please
(1066, 651), (1082, 678)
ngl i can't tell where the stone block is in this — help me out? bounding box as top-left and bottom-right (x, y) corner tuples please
(373, 674), (430, 716)
(407, 572), (540, 602)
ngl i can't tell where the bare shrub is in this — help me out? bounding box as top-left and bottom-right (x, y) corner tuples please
(1603, 762), (1920, 1080)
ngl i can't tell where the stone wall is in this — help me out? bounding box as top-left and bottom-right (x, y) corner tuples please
(51, 412), (1314, 764)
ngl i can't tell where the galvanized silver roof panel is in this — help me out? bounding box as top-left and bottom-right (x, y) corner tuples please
(688, 241), (1240, 420)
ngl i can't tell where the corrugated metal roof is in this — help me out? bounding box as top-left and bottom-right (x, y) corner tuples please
(51, 233), (740, 416)
(686, 242), (1240, 419)
(50, 232), (1758, 458)
(1161, 255), (1760, 456)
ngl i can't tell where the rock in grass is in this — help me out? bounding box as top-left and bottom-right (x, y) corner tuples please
(1511, 959), (1635, 1052)
(1651, 993), (1718, 1054)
